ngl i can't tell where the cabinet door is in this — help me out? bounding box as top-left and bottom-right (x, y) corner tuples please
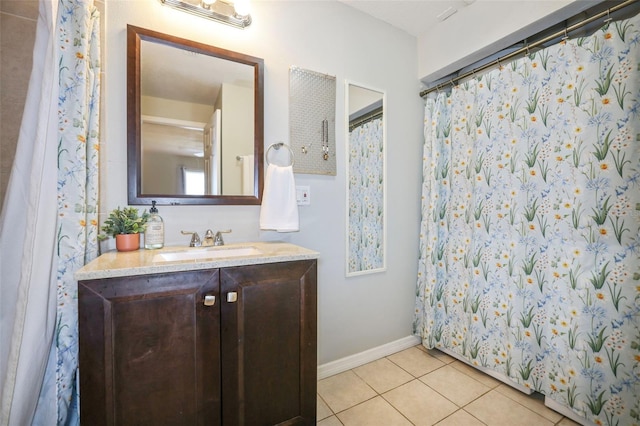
(220, 260), (317, 425)
(79, 269), (220, 425)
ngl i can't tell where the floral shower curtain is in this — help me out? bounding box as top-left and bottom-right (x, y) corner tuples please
(50, 0), (101, 422)
(414, 13), (639, 426)
(0, 0), (100, 424)
(348, 117), (384, 274)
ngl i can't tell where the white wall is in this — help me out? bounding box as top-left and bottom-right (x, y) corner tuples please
(104, 0), (423, 364)
(417, 0), (601, 84)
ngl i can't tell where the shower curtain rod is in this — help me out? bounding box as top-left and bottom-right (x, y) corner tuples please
(349, 108), (383, 132)
(419, 0), (638, 97)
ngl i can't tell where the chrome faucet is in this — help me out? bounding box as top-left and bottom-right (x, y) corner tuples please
(213, 229), (232, 246)
(181, 230), (201, 247)
(183, 229), (231, 247)
(203, 229), (215, 246)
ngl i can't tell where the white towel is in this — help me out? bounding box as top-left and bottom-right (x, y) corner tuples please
(240, 154), (254, 195)
(260, 164), (299, 232)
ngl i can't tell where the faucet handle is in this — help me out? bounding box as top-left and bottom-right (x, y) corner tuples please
(181, 230), (201, 247)
(214, 229), (232, 246)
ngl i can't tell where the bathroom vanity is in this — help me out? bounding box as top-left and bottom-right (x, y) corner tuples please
(76, 242), (318, 425)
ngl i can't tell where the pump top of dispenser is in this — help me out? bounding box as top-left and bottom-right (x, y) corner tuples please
(150, 200), (158, 214)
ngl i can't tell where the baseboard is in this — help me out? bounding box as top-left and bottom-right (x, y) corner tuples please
(317, 335), (421, 380)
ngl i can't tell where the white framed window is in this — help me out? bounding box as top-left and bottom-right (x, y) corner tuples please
(183, 168), (204, 195)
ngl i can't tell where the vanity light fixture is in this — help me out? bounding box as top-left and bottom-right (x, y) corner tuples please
(160, 0), (251, 29)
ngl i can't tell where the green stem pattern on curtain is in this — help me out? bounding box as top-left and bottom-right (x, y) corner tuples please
(348, 117), (385, 274)
(55, 0), (100, 422)
(415, 13), (640, 426)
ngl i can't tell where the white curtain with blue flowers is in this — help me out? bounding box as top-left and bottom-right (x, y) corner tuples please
(52, 0), (100, 423)
(0, 0), (99, 424)
(348, 117), (385, 274)
(415, 13), (640, 426)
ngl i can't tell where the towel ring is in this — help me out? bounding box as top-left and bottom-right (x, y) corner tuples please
(266, 142), (295, 167)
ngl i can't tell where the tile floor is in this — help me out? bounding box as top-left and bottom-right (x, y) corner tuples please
(317, 345), (582, 426)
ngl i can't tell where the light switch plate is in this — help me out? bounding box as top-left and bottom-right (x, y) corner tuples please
(296, 186), (310, 205)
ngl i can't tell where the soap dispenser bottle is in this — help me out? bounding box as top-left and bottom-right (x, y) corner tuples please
(144, 200), (164, 249)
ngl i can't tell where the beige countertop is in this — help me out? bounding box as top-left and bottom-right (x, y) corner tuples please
(75, 241), (319, 281)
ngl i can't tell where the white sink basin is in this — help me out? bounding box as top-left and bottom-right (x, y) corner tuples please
(152, 246), (262, 263)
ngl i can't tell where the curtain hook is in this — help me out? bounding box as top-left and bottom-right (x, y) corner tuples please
(525, 40), (530, 57)
(604, 8), (612, 24)
(562, 27), (569, 41)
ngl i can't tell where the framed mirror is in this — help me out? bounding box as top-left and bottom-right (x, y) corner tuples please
(345, 82), (386, 276)
(127, 25), (264, 205)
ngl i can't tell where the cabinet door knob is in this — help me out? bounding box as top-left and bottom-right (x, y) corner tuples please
(204, 295), (216, 306)
(227, 292), (238, 303)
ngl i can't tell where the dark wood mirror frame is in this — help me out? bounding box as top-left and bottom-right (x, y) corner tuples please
(127, 25), (264, 205)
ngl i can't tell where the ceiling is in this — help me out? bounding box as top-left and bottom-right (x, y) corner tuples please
(338, 0), (475, 37)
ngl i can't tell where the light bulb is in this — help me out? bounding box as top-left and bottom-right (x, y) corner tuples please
(233, 0), (250, 17)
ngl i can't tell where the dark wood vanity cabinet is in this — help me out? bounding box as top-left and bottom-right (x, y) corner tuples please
(79, 260), (317, 425)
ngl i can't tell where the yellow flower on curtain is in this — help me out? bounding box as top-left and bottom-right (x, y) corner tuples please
(415, 11), (640, 426)
(54, 0), (101, 424)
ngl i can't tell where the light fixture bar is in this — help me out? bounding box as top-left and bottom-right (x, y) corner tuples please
(160, 0), (252, 29)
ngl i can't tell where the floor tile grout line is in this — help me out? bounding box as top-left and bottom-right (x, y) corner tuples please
(460, 407), (490, 426)
(433, 407), (488, 426)
(319, 376), (567, 426)
(316, 392), (334, 421)
(417, 375), (560, 425)
(328, 380), (574, 426)
(383, 352), (449, 379)
(378, 393), (419, 426)
(489, 384), (565, 424)
(330, 393), (390, 421)
(417, 375), (491, 411)
(324, 373), (481, 426)
(320, 346), (486, 423)
(411, 346), (566, 423)
(350, 360), (413, 394)
(318, 373), (380, 418)
(351, 361), (416, 395)
(318, 344), (577, 425)
(317, 369), (377, 415)
(420, 362), (495, 392)
(394, 350), (496, 410)
(447, 360), (504, 389)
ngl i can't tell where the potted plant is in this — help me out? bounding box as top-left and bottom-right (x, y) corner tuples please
(98, 206), (150, 252)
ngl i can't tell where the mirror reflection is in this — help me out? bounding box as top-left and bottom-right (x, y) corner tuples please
(127, 25), (264, 205)
(346, 83), (386, 276)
